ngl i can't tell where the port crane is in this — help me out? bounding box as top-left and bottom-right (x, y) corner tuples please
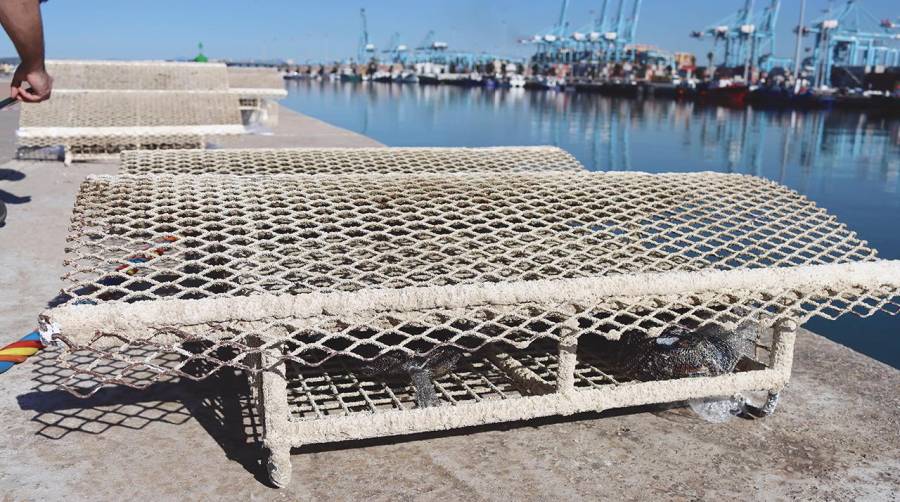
(804, 0), (900, 87)
(412, 30), (449, 64)
(526, 0), (643, 65)
(754, 0), (786, 70)
(357, 8), (376, 63)
(407, 31), (506, 70)
(691, 0), (782, 72)
(382, 32), (410, 64)
(570, 0), (611, 62)
(522, 0), (573, 63)
(606, 0), (642, 62)
(572, 0), (642, 63)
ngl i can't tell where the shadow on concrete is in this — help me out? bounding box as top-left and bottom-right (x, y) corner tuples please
(0, 168), (25, 181)
(0, 168), (25, 182)
(14, 347), (744, 487)
(0, 190), (31, 204)
(0, 167), (30, 208)
(15, 347), (680, 486)
(44, 291), (71, 309)
(294, 402), (684, 455)
(16, 349), (269, 483)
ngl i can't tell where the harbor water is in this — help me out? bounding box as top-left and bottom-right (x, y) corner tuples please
(282, 80), (900, 368)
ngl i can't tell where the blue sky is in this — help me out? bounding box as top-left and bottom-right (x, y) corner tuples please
(2, 1), (896, 63)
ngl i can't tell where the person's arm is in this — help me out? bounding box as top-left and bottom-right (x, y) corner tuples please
(0, 0), (51, 102)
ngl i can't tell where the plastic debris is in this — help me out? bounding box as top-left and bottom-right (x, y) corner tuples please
(689, 396), (747, 423)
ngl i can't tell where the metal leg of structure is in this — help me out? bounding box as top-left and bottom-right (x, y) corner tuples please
(258, 346), (293, 488)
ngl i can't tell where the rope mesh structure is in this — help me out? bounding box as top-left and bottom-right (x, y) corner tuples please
(17, 91), (244, 161)
(119, 146), (585, 176)
(46, 60), (230, 91)
(41, 171), (900, 397)
(226, 66), (288, 98)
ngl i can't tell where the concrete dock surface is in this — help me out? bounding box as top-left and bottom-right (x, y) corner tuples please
(0, 104), (898, 501)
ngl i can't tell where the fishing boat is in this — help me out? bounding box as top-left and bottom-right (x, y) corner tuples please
(441, 73), (481, 87)
(460, 72), (484, 87)
(643, 77), (680, 98)
(394, 70), (419, 84)
(371, 71), (393, 83)
(696, 80), (750, 107)
(574, 81), (603, 93)
(747, 86), (792, 107)
(600, 79), (640, 98)
(834, 90), (899, 113)
(525, 75), (565, 91)
(745, 86), (840, 110)
(417, 73), (440, 85)
(339, 68), (362, 83)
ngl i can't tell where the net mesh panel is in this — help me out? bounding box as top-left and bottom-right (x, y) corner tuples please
(17, 91), (243, 157)
(226, 67), (287, 95)
(281, 342), (625, 420)
(20, 91), (241, 128)
(278, 339), (775, 421)
(238, 98), (261, 108)
(46, 60), (229, 91)
(119, 147), (586, 176)
(50, 172), (900, 396)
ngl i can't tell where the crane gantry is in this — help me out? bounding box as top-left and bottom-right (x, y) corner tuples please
(690, 0), (782, 73)
(805, 0), (900, 87)
(523, 0), (643, 65)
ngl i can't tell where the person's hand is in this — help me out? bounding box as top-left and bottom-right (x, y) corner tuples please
(10, 64), (52, 102)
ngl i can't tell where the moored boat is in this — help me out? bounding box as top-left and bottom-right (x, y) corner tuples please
(417, 73), (440, 85)
(394, 70), (418, 84)
(339, 71), (362, 83)
(509, 74), (526, 88)
(600, 80), (639, 98)
(697, 81), (749, 107)
(371, 71), (393, 83)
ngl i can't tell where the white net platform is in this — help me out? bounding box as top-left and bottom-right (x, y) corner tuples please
(17, 91), (244, 160)
(119, 146), (585, 176)
(226, 67), (287, 98)
(46, 60), (230, 91)
(42, 171), (900, 396)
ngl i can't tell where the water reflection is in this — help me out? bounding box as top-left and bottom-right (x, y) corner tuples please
(282, 80), (900, 367)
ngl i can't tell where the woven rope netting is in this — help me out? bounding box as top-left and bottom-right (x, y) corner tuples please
(17, 91), (244, 156)
(20, 91), (241, 128)
(46, 60), (230, 91)
(44, 171), (900, 395)
(119, 146), (585, 176)
(226, 67), (287, 97)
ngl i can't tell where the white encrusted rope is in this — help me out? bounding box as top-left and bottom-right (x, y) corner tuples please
(41, 261), (900, 344)
(48, 59), (227, 68)
(287, 364), (795, 444)
(46, 60), (230, 92)
(229, 88), (288, 98)
(49, 89), (239, 95)
(18, 125), (247, 138)
(118, 146), (585, 176)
